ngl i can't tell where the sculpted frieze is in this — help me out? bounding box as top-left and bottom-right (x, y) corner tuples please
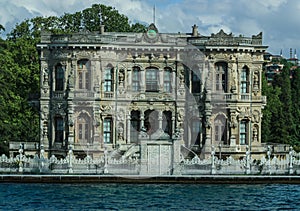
(52, 102), (66, 115)
(237, 106), (251, 120)
(52, 50), (68, 59)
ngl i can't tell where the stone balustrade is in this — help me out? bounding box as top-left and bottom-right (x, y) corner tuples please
(1, 146), (299, 175)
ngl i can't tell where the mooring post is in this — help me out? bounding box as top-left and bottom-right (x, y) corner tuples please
(289, 146), (294, 175)
(267, 146), (271, 175)
(104, 147), (108, 174)
(68, 146), (73, 174)
(211, 146), (216, 175)
(18, 145), (23, 173)
(245, 145), (251, 175)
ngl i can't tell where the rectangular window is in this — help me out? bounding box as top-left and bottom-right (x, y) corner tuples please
(104, 118), (112, 143)
(132, 68), (140, 91)
(240, 69), (248, 94)
(55, 117), (64, 142)
(146, 69), (158, 92)
(79, 72), (83, 89)
(79, 124), (83, 139)
(55, 66), (64, 91)
(104, 69), (113, 92)
(215, 63), (228, 92)
(164, 70), (172, 92)
(77, 60), (90, 90)
(85, 72), (89, 90)
(85, 123), (89, 141)
(240, 121), (247, 145)
(192, 72), (200, 93)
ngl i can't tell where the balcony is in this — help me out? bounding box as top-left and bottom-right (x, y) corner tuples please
(103, 92), (114, 99)
(74, 91), (95, 99)
(52, 91), (65, 99)
(209, 93), (266, 103)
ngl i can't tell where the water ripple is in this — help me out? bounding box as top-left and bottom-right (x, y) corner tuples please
(0, 183), (299, 210)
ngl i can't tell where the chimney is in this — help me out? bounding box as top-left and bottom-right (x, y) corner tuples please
(192, 24), (198, 37)
(100, 25), (105, 34)
(290, 48), (293, 59)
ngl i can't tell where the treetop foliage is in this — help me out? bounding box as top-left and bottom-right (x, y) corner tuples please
(0, 4), (146, 156)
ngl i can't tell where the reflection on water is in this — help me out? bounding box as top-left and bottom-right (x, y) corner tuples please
(0, 183), (299, 210)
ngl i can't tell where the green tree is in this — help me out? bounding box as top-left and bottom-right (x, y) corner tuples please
(0, 4), (146, 155)
(291, 66), (300, 148)
(262, 73), (283, 143)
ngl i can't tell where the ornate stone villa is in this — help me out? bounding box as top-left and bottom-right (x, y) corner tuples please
(29, 23), (270, 173)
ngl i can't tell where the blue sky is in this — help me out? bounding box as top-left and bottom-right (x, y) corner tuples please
(1, 0), (299, 58)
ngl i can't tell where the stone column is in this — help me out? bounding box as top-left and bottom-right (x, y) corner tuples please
(126, 111), (131, 144)
(67, 103), (74, 150)
(140, 69), (145, 92)
(172, 70), (176, 94)
(93, 105), (101, 144)
(40, 60), (50, 157)
(229, 110), (237, 146)
(172, 115), (176, 136)
(139, 139), (148, 175)
(140, 110), (145, 129)
(172, 130), (183, 175)
(159, 69), (163, 92)
(158, 110), (163, 129)
(127, 68), (132, 92)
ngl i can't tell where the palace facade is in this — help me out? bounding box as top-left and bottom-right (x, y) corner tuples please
(36, 24), (267, 166)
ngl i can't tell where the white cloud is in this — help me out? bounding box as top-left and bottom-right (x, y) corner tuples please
(1, 0), (300, 57)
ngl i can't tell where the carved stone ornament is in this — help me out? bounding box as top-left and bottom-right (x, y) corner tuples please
(52, 102), (66, 115)
(52, 50), (68, 59)
(237, 107), (251, 120)
(252, 124), (259, 142)
(117, 123), (124, 141)
(252, 110), (261, 123)
(117, 109), (125, 121)
(230, 114), (238, 128)
(139, 126), (149, 138)
(100, 105), (112, 112)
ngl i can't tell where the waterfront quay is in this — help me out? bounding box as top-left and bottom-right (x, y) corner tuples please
(1, 174), (300, 184)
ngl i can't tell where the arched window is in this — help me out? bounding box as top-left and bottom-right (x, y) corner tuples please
(77, 113), (91, 144)
(162, 111), (172, 135)
(191, 119), (201, 145)
(191, 71), (201, 93)
(104, 65), (113, 92)
(55, 116), (64, 143)
(146, 67), (159, 92)
(77, 59), (90, 90)
(214, 115), (227, 144)
(215, 62), (228, 92)
(164, 68), (172, 92)
(55, 64), (64, 91)
(239, 120), (248, 145)
(240, 66), (249, 94)
(130, 111), (140, 143)
(103, 117), (113, 144)
(144, 110), (159, 135)
(132, 67), (141, 92)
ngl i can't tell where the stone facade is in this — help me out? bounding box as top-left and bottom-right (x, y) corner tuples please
(37, 24), (267, 164)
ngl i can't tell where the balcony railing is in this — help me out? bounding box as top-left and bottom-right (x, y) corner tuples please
(103, 92), (114, 99)
(209, 93), (266, 102)
(240, 94), (250, 100)
(74, 91), (95, 98)
(53, 91), (64, 99)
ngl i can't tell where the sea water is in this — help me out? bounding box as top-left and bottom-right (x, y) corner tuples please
(0, 183), (299, 210)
